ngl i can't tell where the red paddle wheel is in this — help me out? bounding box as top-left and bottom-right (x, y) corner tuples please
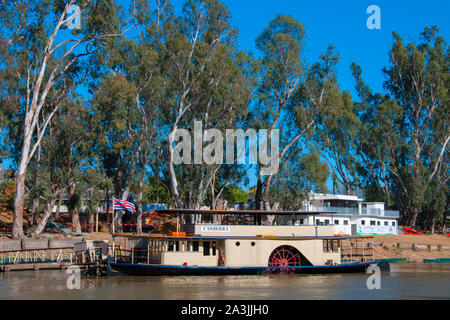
(268, 245), (302, 274)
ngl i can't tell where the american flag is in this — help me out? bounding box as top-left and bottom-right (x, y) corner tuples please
(114, 198), (136, 213)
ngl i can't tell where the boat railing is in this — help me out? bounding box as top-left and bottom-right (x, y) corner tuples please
(340, 238), (375, 264)
(113, 247), (163, 264)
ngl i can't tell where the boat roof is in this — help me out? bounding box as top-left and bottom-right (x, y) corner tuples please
(153, 209), (339, 215)
(112, 233), (373, 241)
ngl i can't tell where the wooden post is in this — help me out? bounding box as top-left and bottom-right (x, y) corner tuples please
(147, 240), (150, 265)
(112, 210), (115, 234)
(112, 236), (116, 263)
(314, 214), (318, 237)
(362, 239), (365, 262)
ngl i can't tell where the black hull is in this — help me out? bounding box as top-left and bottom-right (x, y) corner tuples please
(109, 262), (375, 276)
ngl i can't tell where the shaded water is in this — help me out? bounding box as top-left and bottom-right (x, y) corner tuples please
(0, 264), (449, 300)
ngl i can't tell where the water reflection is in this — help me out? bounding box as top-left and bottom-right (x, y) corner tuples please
(0, 264), (449, 299)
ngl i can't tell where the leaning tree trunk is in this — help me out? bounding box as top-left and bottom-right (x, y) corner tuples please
(33, 199), (56, 237)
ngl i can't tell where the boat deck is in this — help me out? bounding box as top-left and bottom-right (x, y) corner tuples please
(112, 233), (373, 241)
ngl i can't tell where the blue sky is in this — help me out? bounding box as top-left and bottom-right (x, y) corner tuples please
(220, 0), (450, 98)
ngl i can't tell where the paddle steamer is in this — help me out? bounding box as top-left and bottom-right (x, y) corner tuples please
(109, 209), (377, 275)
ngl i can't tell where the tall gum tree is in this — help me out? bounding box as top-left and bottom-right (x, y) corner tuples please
(1, 0), (128, 238)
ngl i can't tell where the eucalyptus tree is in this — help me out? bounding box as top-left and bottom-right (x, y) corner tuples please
(352, 26), (449, 226)
(156, 0), (256, 209)
(30, 94), (95, 236)
(90, 0), (169, 233)
(314, 88), (361, 195)
(253, 15), (337, 211)
(1, 0), (128, 238)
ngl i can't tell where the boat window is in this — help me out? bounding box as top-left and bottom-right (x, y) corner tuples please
(384, 221), (388, 226)
(344, 220), (348, 225)
(211, 241), (216, 256)
(323, 240), (340, 253)
(235, 241), (240, 247)
(370, 221), (376, 226)
(251, 242), (256, 247)
(377, 221), (380, 226)
(392, 221), (396, 226)
(323, 240), (329, 252)
(203, 241), (210, 256)
(193, 241), (199, 252)
(334, 220), (339, 225)
(175, 241), (180, 251)
(324, 219), (330, 225)
(187, 241), (192, 252)
(361, 220), (366, 225)
(168, 241), (174, 252)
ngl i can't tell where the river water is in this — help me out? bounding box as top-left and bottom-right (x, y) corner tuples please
(0, 264), (449, 300)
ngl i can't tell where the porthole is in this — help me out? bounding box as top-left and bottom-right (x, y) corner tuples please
(235, 241), (240, 246)
(251, 242), (256, 247)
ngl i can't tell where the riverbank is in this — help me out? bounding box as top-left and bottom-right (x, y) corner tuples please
(371, 234), (450, 263)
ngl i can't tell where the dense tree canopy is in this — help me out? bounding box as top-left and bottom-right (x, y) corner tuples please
(0, 0), (448, 237)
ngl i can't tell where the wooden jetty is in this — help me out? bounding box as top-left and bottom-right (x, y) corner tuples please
(0, 238), (109, 274)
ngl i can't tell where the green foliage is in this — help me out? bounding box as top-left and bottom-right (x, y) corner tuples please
(223, 186), (249, 204)
(269, 150), (329, 210)
(141, 179), (173, 205)
(0, 181), (16, 207)
(352, 26), (449, 225)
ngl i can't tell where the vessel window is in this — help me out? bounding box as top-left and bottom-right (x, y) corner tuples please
(168, 241), (174, 252)
(193, 241), (199, 252)
(377, 221), (380, 226)
(334, 220), (339, 225)
(370, 221), (376, 226)
(299, 219), (304, 225)
(392, 221), (396, 226)
(384, 221), (388, 226)
(323, 240), (340, 253)
(361, 220), (366, 225)
(324, 219), (330, 225)
(175, 241), (180, 251)
(212, 241), (216, 256)
(203, 241), (210, 256)
(251, 242), (256, 247)
(344, 220), (348, 225)
(187, 241), (192, 251)
(235, 241), (240, 247)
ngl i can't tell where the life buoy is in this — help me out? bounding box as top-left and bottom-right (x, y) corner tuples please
(219, 252), (226, 266)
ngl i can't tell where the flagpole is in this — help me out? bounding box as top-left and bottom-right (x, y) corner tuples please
(112, 198), (115, 234)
